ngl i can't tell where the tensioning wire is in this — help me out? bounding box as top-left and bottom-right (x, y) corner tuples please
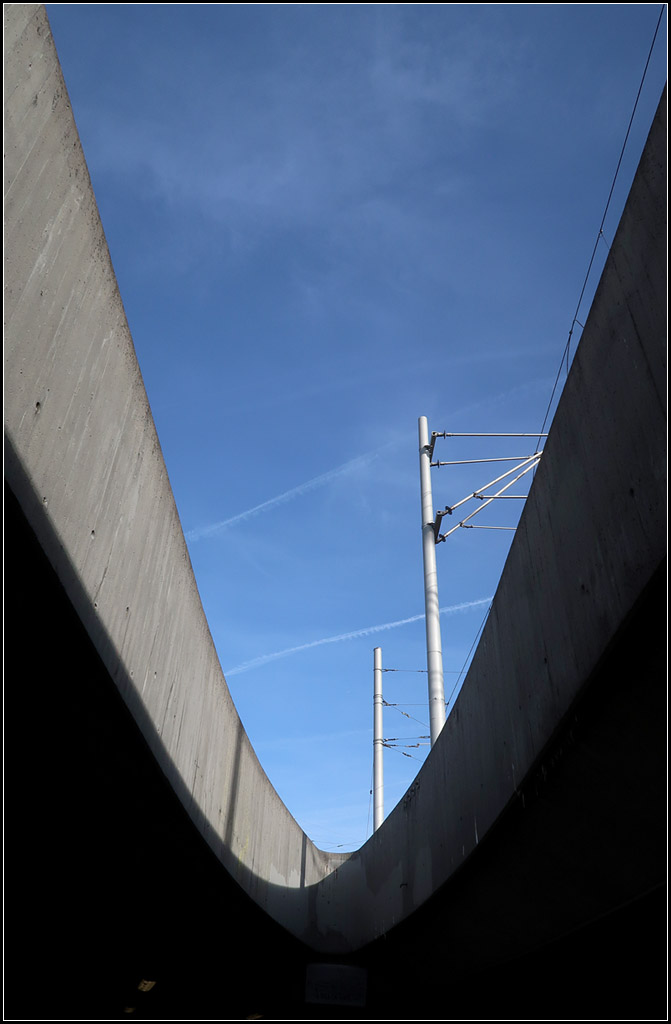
(536, 3), (665, 446)
(382, 700), (429, 729)
(446, 602), (492, 709)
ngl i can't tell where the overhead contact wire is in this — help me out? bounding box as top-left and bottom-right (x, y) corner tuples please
(536, 3), (665, 448)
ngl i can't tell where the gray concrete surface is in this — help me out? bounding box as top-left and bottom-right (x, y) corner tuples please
(5, 3), (666, 956)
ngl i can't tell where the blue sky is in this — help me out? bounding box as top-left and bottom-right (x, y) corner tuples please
(46, 4), (666, 851)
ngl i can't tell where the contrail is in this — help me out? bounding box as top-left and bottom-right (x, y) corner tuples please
(186, 450), (378, 542)
(225, 597), (492, 677)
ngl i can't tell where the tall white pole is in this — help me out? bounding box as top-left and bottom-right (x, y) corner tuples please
(373, 646), (384, 831)
(419, 416), (446, 746)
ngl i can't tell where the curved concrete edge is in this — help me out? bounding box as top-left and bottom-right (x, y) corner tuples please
(4, 1), (347, 916)
(4, 5), (666, 954)
(340, 83), (666, 944)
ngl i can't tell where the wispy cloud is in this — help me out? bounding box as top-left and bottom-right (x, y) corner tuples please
(73, 7), (529, 264)
(225, 597), (492, 676)
(186, 450), (378, 541)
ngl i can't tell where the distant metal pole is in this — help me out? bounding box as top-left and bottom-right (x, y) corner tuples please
(418, 417), (446, 746)
(373, 647), (384, 831)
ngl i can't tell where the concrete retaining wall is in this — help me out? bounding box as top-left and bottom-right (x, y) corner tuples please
(4, 1), (344, 913)
(5, 4), (666, 953)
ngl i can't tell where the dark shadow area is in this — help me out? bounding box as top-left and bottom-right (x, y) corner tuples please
(359, 556), (667, 1020)
(4, 476), (666, 1019)
(3, 430), (348, 927)
(5, 6), (666, 1013)
(3, 479), (314, 1020)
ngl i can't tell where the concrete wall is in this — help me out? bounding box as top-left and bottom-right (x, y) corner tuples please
(4, 1), (345, 912)
(5, 4), (666, 954)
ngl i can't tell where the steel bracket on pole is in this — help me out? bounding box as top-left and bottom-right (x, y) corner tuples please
(432, 507), (452, 543)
